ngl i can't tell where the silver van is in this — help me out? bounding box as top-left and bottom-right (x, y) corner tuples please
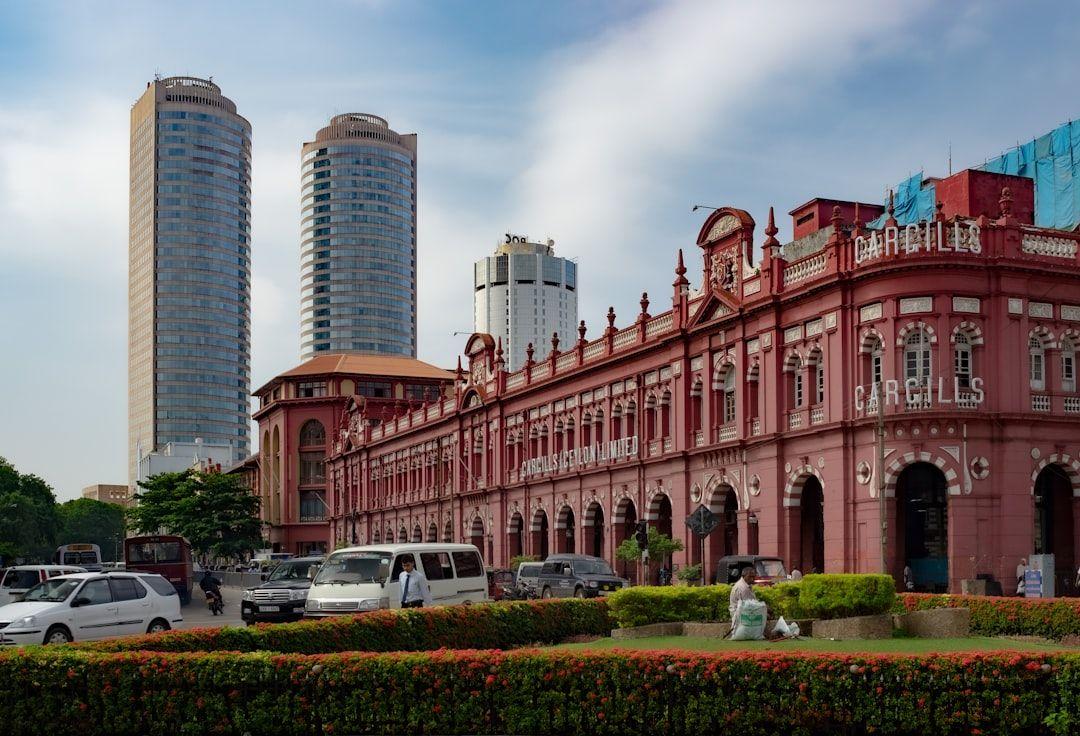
(305, 543), (488, 617)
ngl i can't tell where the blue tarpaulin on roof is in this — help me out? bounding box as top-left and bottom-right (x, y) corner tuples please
(980, 120), (1080, 230)
(868, 121), (1080, 231)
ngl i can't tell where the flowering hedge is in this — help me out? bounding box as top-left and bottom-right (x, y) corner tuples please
(607, 575), (895, 628)
(900, 593), (1080, 640)
(73, 599), (611, 654)
(2, 647), (1078, 735)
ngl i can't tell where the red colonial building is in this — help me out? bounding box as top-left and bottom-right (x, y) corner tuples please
(324, 167), (1080, 593)
(250, 354), (453, 555)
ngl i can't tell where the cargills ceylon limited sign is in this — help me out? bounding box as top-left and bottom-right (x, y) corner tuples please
(520, 436), (639, 479)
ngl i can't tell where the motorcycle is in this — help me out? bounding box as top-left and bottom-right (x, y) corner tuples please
(501, 583), (538, 601)
(205, 589), (224, 615)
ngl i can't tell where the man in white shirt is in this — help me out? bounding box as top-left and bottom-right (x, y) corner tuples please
(1016, 558), (1028, 597)
(729, 565), (758, 620)
(398, 555), (432, 608)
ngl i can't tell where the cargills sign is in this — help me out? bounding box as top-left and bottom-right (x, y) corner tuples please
(520, 436), (639, 479)
(855, 220), (981, 264)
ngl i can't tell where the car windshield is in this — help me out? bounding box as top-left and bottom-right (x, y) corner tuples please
(23, 578), (81, 602)
(574, 559), (615, 576)
(1, 570), (40, 589)
(268, 560), (317, 582)
(756, 559), (787, 578)
(518, 564), (541, 577)
(313, 552), (391, 584)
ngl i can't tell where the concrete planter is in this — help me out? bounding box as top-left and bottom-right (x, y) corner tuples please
(613, 619), (814, 639)
(610, 622), (684, 639)
(811, 614), (893, 640)
(897, 607), (970, 638)
(682, 622), (731, 638)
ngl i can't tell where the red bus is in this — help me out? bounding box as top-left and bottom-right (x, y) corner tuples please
(125, 535), (193, 604)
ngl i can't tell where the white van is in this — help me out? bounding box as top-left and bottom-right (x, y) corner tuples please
(0, 565), (86, 607)
(305, 543), (488, 617)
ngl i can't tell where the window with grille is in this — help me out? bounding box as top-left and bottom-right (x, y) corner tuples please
(904, 329), (932, 383)
(297, 381), (327, 398)
(954, 333), (972, 389)
(1029, 336), (1045, 390)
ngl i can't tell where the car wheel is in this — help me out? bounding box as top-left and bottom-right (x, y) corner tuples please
(146, 619), (170, 635)
(541, 587), (553, 599)
(44, 625), (72, 645)
(574, 587), (586, 599)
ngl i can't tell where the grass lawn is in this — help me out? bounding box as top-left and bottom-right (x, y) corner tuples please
(554, 635), (1074, 654)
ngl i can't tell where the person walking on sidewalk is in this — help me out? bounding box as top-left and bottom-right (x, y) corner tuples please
(398, 555), (432, 608)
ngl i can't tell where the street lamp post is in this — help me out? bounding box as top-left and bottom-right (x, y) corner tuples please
(877, 381), (888, 575)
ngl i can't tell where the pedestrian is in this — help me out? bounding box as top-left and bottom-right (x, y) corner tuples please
(1016, 558), (1028, 596)
(789, 568), (803, 582)
(728, 564), (758, 620)
(398, 555), (432, 608)
(903, 563), (914, 592)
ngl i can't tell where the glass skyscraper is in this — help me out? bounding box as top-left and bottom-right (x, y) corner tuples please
(128, 76), (252, 483)
(300, 114), (417, 359)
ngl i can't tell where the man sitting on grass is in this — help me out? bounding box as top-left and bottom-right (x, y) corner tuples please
(728, 564), (758, 620)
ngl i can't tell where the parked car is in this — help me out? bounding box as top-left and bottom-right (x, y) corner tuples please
(241, 556), (324, 625)
(0, 565), (86, 607)
(0, 571), (183, 645)
(536, 554), (629, 599)
(305, 543), (488, 616)
(487, 569), (516, 600)
(515, 561), (543, 595)
(714, 555), (788, 586)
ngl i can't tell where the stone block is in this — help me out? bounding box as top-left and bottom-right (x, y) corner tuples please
(898, 608), (970, 638)
(811, 614), (893, 640)
(682, 622), (731, 638)
(610, 622), (684, 639)
(961, 579), (988, 596)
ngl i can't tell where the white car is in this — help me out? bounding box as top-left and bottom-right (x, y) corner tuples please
(0, 571), (183, 646)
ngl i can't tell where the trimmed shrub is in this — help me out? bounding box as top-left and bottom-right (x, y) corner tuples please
(901, 593), (1080, 640)
(607, 575), (894, 628)
(2, 647), (1077, 735)
(72, 599), (610, 654)
(795, 574), (896, 619)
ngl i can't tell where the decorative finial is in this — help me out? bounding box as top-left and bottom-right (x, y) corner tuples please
(935, 200), (945, 222)
(885, 190), (898, 228)
(525, 342), (535, 365)
(999, 186), (1013, 217)
(606, 306), (616, 330)
(854, 202), (864, 231)
(551, 332), (560, 355)
(455, 356), (464, 383)
(495, 336), (504, 364)
(673, 248), (689, 289)
(639, 292), (650, 319)
(830, 205), (843, 231)
(578, 320), (587, 344)
(763, 206), (780, 250)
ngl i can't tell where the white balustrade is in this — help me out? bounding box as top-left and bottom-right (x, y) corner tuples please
(1022, 234), (1078, 259)
(810, 406), (825, 424)
(782, 252), (827, 286)
(1032, 394), (1050, 412)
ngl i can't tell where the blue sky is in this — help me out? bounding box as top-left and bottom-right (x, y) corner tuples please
(1, 0), (1079, 500)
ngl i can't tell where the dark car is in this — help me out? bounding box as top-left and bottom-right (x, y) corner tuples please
(241, 556), (323, 624)
(537, 554), (629, 599)
(714, 555), (788, 586)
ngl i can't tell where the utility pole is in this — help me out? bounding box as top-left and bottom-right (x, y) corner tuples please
(877, 381), (888, 574)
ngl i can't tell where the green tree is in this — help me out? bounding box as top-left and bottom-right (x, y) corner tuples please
(57, 498), (127, 562)
(615, 527), (685, 583)
(128, 470), (263, 561)
(0, 457), (62, 563)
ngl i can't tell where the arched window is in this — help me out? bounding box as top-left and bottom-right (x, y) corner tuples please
(581, 411), (593, 446)
(690, 379), (703, 433)
(299, 420), (325, 447)
(594, 408), (606, 444)
(746, 364), (760, 422)
(1062, 337), (1076, 393)
(660, 390), (672, 437)
(904, 329), (932, 383)
(862, 335), (884, 387)
(644, 394), (658, 441)
(808, 348), (824, 405)
(1030, 336), (1046, 391)
(954, 333), (972, 389)
(722, 369), (736, 423)
(785, 355), (803, 409)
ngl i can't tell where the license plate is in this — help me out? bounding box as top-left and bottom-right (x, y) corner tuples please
(258, 605), (278, 612)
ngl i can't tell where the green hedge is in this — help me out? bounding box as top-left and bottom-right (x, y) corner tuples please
(73, 599), (610, 654)
(901, 593), (1080, 640)
(2, 647), (1077, 735)
(606, 575), (894, 628)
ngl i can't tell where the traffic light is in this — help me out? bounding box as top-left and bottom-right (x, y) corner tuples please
(634, 521), (649, 550)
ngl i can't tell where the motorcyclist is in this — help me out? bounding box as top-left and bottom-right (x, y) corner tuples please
(199, 569), (223, 611)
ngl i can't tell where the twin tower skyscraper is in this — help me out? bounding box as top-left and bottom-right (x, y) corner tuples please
(127, 76), (417, 480)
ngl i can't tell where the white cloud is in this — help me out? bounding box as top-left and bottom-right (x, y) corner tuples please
(0, 97), (129, 276)
(512, 0), (928, 275)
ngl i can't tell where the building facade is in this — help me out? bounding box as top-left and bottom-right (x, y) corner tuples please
(323, 167), (1080, 594)
(251, 354), (453, 555)
(128, 76), (252, 484)
(474, 234), (578, 372)
(81, 484), (132, 508)
(300, 114), (417, 360)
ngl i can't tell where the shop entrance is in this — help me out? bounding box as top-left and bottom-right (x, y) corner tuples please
(896, 462), (949, 592)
